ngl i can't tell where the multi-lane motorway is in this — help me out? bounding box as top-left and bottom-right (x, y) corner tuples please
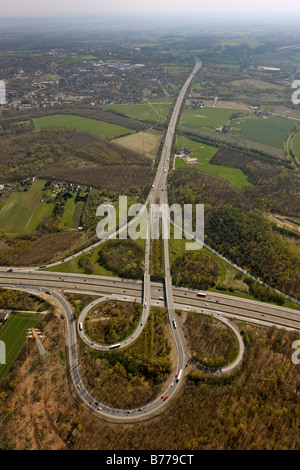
(1, 56), (299, 421)
(1, 271), (299, 332)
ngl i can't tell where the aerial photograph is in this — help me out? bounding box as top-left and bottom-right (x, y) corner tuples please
(0, 0), (299, 458)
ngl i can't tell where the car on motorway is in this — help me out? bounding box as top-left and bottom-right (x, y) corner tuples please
(98, 407), (102, 411)
(163, 395), (168, 401)
(61, 259), (65, 262)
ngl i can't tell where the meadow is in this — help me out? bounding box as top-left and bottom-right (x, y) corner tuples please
(230, 115), (297, 149)
(102, 99), (173, 123)
(113, 130), (162, 158)
(34, 115), (134, 139)
(292, 129), (300, 162)
(180, 106), (243, 130)
(0, 179), (46, 234)
(0, 313), (41, 381)
(175, 136), (251, 189)
(59, 197), (84, 230)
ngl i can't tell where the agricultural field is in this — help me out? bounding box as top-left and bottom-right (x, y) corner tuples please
(102, 99), (173, 123)
(25, 200), (55, 233)
(59, 197), (84, 230)
(180, 106), (243, 130)
(229, 114), (298, 149)
(34, 115), (134, 139)
(175, 136), (251, 189)
(229, 78), (286, 91)
(0, 179), (46, 234)
(113, 130), (162, 158)
(0, 313), (41, 381)
(292, 129), (300, 162)
(65, 55), (97, 64)
(33, 73), (60, 82)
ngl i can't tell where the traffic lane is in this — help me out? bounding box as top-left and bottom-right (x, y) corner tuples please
(1, 274), (299, 327)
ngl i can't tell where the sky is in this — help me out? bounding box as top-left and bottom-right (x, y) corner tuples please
(1, 0), (300, 17)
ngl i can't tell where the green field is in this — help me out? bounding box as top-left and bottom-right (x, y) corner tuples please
(180, 107), (241, 129)
(34, 115), (134, 139)
(59, 198), (84, 230)
(230, 115), (298, 149)
(0, 313), (41, 381)
(45, 245), (116, 277)
(102, 99), (173, 123)
(0, 179), (46, 233)
(26, 201), (55, 232)
(175, 136), (251, 189)
(66, 55), (97, 63)
(292, 129), (300, 162)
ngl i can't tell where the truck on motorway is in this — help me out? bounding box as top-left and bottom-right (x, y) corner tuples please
(176, 369), (182, 382)
(197, 292), (206, 298)
(79, 321), (83, 331)
(109, 343), (121, 350)
(172, 319), (177, 329)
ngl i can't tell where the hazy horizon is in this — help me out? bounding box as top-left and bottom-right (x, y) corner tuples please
(0, 12), (299, 29)
(0, 0), (300, 20)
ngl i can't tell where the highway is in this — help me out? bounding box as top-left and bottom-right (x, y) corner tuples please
(1, 271), (299, 331)
(0, 58), (205, 421)
(1, 56), (299, 421)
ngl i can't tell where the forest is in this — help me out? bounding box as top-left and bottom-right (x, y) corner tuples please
(84, 300), (142, 345)
(168, 169), (300, 298)
(0, 288), (52, 312)
(78, 308), (172, 409)
(171, 250), (219, 290)
(0, 128), (151, 194)
(98, 239), (145, 280)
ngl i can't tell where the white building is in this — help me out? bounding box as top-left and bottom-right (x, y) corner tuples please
(0, 80), (6, 105)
